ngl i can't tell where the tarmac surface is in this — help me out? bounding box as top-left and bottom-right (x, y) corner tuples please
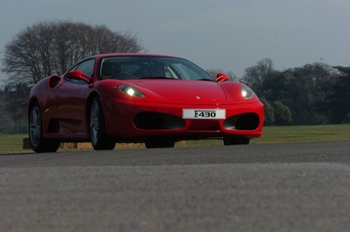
(1, 141), (350, 232)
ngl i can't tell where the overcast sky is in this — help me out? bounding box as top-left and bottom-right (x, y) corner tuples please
(1, 0), (349, 79)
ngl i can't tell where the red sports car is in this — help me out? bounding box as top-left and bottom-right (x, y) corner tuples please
(28, 53), (264, 152)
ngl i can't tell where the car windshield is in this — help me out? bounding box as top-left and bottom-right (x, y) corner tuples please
(99, 56), (215, 81)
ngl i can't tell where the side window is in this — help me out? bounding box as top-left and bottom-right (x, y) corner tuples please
(76, 59), (95, 77)
(65, 59), (95, 84)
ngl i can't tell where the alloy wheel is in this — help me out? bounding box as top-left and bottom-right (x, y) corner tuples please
(29, 106), (41, 147)
(90, 100), (100, 146)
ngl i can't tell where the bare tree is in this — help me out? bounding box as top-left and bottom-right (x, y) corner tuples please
(241, 58), (274, 94)
(2, 20), (144, 84)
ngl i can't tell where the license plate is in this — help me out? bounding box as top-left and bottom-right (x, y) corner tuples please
(182, 109), (226, 119)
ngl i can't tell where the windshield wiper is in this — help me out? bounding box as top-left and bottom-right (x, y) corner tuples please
(139, 76), (177, 80)
(196, 78), (215, 82)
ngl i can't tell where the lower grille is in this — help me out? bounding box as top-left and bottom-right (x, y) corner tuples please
(224, 113), (260, 130)
(134, 112), (185, 130)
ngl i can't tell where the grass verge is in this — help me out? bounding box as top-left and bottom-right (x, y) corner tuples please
(0, 124), (349, 154)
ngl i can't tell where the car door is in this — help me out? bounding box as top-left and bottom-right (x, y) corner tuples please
(54, 59), (95, 136)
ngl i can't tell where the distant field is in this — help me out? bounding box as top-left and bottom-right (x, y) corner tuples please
(0, 124), (349, 154)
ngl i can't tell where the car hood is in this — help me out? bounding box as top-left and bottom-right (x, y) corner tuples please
(129, 79), (227, 103)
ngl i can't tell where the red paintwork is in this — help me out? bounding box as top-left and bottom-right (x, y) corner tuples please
(28, 53), (264, 143)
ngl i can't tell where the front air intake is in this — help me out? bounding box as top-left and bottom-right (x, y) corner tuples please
(134, 112), (185, 130)
(224, 113), (259, 130)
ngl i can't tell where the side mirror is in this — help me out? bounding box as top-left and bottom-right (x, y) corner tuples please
(65, 70), (92, 84)
(215, 73), (229, 83)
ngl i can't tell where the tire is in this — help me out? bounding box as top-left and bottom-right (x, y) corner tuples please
(29, 102), (60, 153)
(89, 96), (115, 150)
(223, 136), (250, 145)
(145, 139), (175, 148)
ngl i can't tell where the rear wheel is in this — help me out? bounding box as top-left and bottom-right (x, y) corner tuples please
(90, 96), (115, 150)
(29, 102), (60, 153)
(223, 136), (250, 145)
(145, 139), (175, 148)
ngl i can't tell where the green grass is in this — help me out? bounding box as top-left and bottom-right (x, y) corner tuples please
(181, 124), (350, 147)
(0, 124), (349, 154)
(0, 134), (30, 154)
(254, 124), (350, 144)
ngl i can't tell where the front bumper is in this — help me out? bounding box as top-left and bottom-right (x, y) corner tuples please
(101, 97), (264, 141)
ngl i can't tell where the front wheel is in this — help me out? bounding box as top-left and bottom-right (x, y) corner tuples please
(223, 136), (250, 145)
(29, 102), (60, 153)
(89, 96), (115, 150)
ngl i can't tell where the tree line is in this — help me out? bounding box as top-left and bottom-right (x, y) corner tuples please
(241, 59), (350, 125)
(0, 20), (349, 133)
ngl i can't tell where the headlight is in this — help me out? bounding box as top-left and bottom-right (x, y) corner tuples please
(114, 85), (145, 98)
(241, 86), (254, 99)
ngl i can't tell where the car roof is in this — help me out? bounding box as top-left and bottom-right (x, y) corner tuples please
(92, 53), (180, 59)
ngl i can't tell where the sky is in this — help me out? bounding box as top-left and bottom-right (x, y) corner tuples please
(1, 0), (350, 80)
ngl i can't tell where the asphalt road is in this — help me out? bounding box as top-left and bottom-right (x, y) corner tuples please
(1, 141), (350, 232)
